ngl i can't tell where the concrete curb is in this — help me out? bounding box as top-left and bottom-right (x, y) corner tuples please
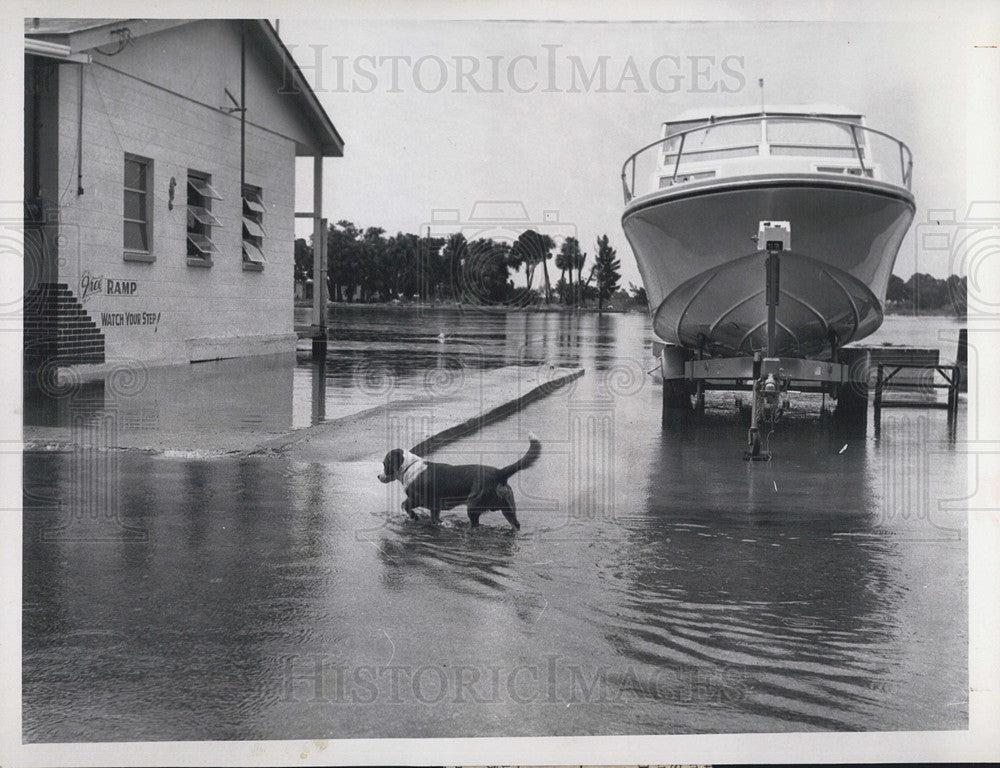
(248, 401), (405, 455)
(22, 367), (585, 459)
(410, 367), (584, 456)
(250, 366), (584, 459)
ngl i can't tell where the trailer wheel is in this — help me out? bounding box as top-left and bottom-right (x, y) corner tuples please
(661, 380), (692, 426)
(836, 379), (867, 412)
(662, 379), (690, 409)
(833, 381), (868, 435)
(660, 344), (691, 419)
(833, 348), (869, 429)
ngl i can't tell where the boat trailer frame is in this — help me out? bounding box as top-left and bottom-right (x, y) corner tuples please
(665, 351), (863, 461)
(657, 224), (963, 459)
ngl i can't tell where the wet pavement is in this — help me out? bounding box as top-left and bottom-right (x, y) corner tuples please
(23, 355), (581, 460)
(22, 308), (967, 740)
(25, 352), (303, 455)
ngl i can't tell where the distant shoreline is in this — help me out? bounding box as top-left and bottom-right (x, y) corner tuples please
(883, 306), (965, 318)
(296, 299), (640, 314)
(294, 299), (964, 319)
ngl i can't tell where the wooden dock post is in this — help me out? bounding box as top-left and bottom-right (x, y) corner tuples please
(947, 364), (959, 419)
(873, 363), (884, 416)
(957, 328), (968, 393)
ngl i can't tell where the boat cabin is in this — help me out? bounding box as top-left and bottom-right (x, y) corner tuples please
(655, 104), (888, 189)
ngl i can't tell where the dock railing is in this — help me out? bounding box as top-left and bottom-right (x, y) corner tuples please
(621, 115), (914, 203)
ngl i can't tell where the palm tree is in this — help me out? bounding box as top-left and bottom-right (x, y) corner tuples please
(442, 232), (468, 302)
(329, 220), (361, 302)
(361, 227), (386, 302)
(393, 232), (421, 299)
(510, 230), (555, 302)
(539, 237), (554, 304)
(557, 237), (581, 307)
(573, 248), (588, 309)
(593, 234), (621, 313)
(295, 237), (312, 294)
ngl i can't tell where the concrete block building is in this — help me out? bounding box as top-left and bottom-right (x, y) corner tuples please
(24, 19), (341, 377)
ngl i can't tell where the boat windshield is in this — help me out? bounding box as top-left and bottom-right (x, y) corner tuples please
(664, 121), (761, 162)
(765, 118), (860, 158)
(661, 120), (702, 140)
(663, 117), (863, 157)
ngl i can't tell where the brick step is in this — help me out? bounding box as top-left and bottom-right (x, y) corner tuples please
(22, 282), (106, 369)
(56, 321), (99, 331)
(56, 343), (103, 351)
(53, 355), (104, 365)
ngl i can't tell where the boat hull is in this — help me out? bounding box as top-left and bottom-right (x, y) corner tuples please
(622, 175), (915, 359)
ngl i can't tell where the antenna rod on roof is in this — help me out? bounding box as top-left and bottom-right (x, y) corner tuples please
(759, 78), (765, 115)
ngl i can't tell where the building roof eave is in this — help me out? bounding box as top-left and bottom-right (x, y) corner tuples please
(26, 19), (191, 54)
(254, 20), (344, 158)
(25, 17), (344, 158)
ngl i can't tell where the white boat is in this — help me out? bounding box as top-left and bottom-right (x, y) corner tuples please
(621, 104), (915, 361)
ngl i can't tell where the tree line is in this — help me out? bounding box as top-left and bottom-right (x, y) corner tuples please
(294, 223), (966, 315)
(886, 273), (967, 315)
(295, 222), (630, 311)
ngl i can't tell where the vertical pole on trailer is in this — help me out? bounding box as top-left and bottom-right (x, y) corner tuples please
(744, 351), (768, 461)
(765, 249), (779, 358)
(745, 222), (786, 461)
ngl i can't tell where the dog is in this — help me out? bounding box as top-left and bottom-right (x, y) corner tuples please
(377, 434), (541, 530)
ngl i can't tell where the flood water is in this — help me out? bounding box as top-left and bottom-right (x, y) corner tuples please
(23, 308), (968, 740)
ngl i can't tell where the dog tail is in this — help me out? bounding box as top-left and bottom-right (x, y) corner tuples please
(498, 433), (541, 480)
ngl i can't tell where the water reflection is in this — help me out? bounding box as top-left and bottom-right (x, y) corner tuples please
(298, 308), (644, 431)
(23, 454), (343, 741)
(376, 519), (520, 599)
(25, 353), (297, 448)
(603, 417), (906, 730)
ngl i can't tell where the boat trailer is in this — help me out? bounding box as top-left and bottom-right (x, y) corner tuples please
(657, 221), (869, 460)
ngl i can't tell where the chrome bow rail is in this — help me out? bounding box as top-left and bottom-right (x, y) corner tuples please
(621, 115), (913, 203)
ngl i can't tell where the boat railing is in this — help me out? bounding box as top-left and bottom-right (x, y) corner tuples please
(621, 115), (914, 203)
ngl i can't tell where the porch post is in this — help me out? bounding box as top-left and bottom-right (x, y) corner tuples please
(312, 153), (324, 330)
(311, 153), (328, 360)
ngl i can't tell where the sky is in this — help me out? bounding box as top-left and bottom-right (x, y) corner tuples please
(280, 13), (989, 287)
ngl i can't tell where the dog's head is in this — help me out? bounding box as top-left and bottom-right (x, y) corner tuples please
(378, 448), (407, 483)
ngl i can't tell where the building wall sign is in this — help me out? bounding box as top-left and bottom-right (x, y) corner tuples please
(80, 273), (139, 302)
(100, 311), (161, 329)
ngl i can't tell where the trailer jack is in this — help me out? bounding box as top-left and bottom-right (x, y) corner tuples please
(744, 366), (786, 461)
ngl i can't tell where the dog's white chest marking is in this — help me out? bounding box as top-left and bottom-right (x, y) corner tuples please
(398, 454), (427, 489)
